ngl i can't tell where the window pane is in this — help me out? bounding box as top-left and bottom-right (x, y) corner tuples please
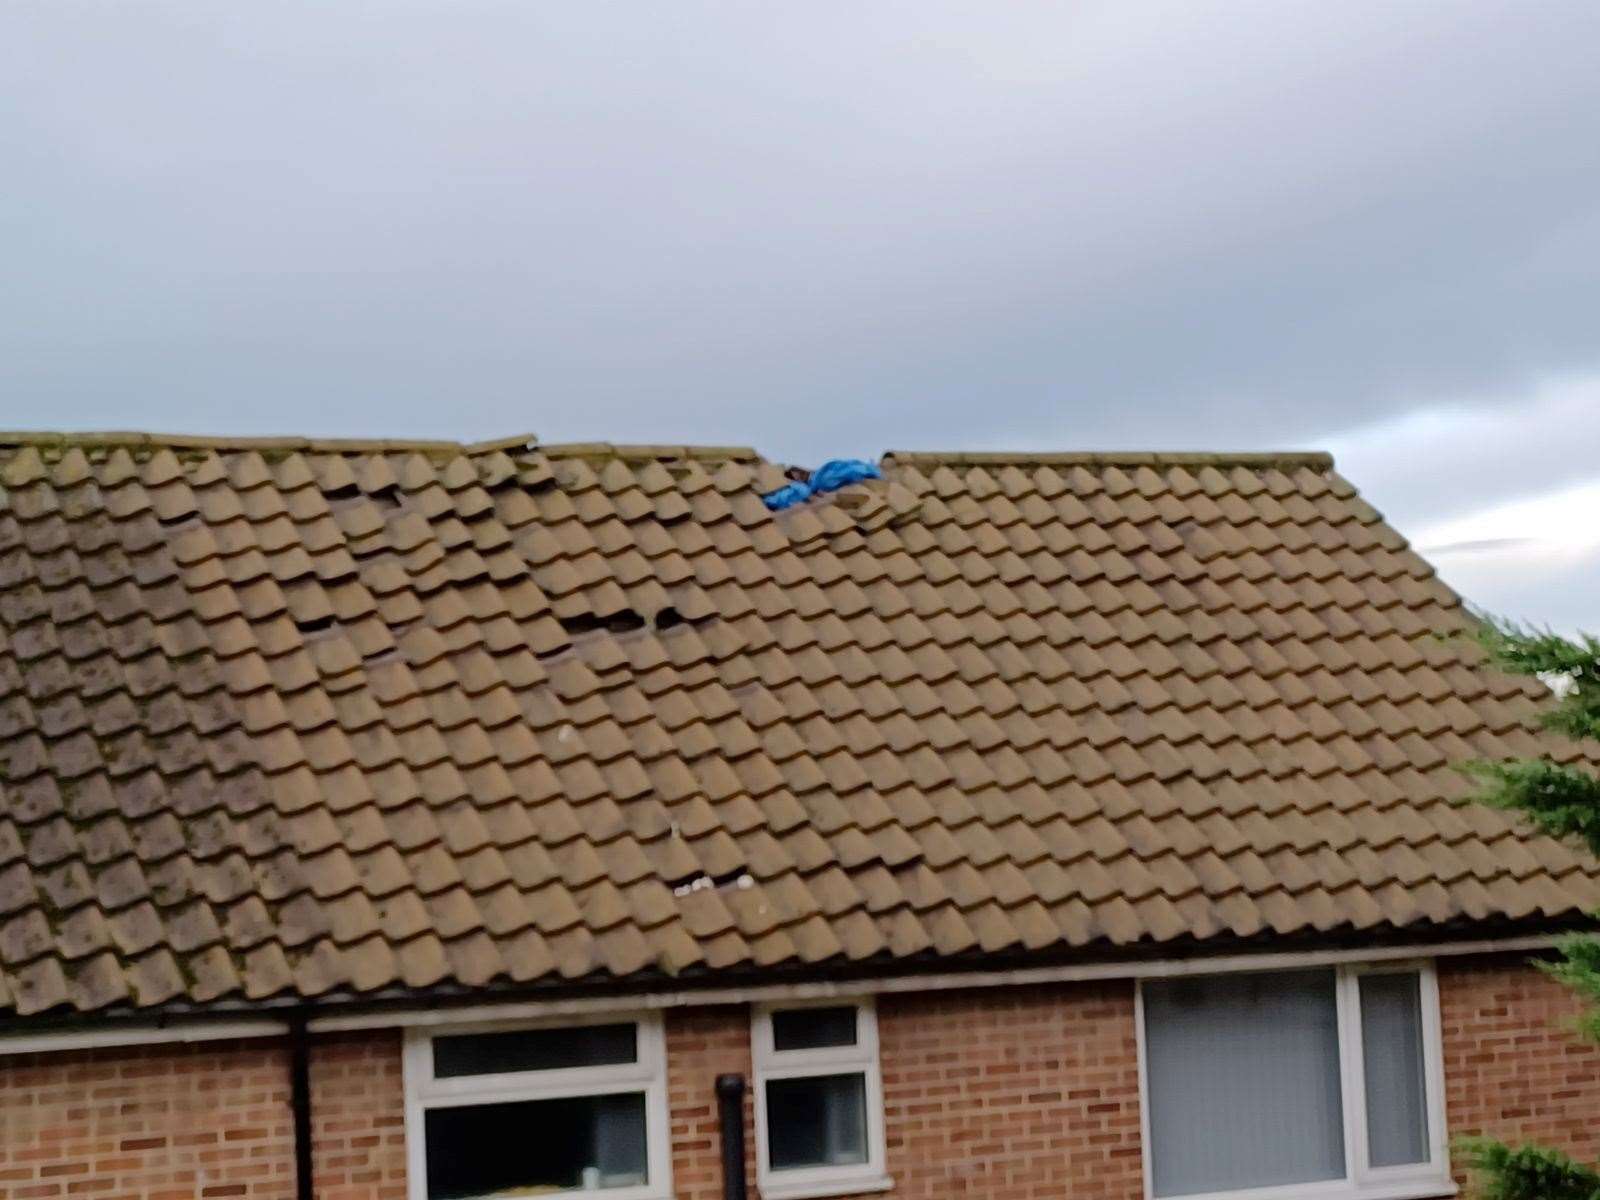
(433, 1022), (636, 1078)
(1143, 969), (1345, 1197)
(1361, 972), (1430, 1167)
(424, 1092), (647, 1197)
(766, 1073), (868, 1170)
(772, 1006), (858, 1051)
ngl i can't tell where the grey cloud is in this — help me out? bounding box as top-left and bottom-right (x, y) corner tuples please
(2, 0), (1600, 470)
(1435, 543), (1600, 636)
(1323, 386), (1600, 530)
(1426, 538), (1545, 557)
(4, 0), (1600, 654)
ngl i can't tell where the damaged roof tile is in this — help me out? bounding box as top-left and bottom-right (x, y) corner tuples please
(0, 433), (1588, 1017)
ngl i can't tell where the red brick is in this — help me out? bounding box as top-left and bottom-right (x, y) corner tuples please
(0, 955), (1594, 1199)
(1441, 953), (1600, 1189)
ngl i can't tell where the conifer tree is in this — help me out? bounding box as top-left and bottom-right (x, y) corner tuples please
(1460, 620), (1600, 1199)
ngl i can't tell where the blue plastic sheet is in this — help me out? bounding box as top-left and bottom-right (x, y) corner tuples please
(762, 458), (881, 511)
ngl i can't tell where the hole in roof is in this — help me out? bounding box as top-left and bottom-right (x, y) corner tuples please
(556, 613), (603, 637)
(157, 513), (201, 532)
(558, 609), (647, 637)
(654, 606), (684, 631)
(322, 483), (360, 501)
(293, 614), (337, 636)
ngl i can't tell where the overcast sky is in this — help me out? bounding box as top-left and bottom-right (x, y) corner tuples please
(3, 1), (1597, 630)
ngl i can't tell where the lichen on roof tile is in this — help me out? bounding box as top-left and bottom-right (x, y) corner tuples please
(0, 431), (1587, 1016)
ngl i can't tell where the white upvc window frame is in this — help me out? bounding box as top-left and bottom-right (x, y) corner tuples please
(751, 996), (892, 1200)
(402, 1010), (673, 1200)
(1134, 960), (1454, 1200)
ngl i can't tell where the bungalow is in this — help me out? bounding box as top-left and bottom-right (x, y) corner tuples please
(0, 433), (1593, 1200)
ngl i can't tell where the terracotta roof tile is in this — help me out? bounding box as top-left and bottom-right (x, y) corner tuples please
(0, 436), (1586, 1015)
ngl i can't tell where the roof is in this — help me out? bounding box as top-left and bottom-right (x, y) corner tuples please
(0, 431), (1591, 1020)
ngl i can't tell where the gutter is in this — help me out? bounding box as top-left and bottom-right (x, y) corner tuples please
(716, 1074), (748, 1200)
(290, 1012), (314, 1200)
(305, 931), (1564, 1032)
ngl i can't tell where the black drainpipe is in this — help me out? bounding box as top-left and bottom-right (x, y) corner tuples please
(289, 1012), (314, 1200)
(715, 1073), (747, 1200)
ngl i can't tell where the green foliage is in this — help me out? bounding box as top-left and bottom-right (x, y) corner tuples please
(1459, 759), (1600, 854)
(1459, 617), (1600, 1199)
(1461, 616), (1600, 858)
(1474, 617), (1600, 744)
(1458, 1139), (1600, 1200)
(1545, 932), (1600, 1043)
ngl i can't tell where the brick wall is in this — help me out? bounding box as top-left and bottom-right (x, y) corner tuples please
(0, 1037), (295, 1200)
(666, 1006), (756, 1200)
(306, 1032), (406, 1200)
(660, 983), (1145, 1200)
(0, 1031), (405, 1200)
(1, 955), (1597, 1200)
(878, 981), (1144, 1200)
(1440, 952), (1600, 1187)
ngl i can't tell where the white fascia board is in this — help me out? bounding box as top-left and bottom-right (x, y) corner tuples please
(0, 1018), (291, 1056)
(306, 933), (1560, 1033)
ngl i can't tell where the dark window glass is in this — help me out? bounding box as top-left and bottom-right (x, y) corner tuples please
(766, 1073), (868, 1170)
(1143, 969), (1344, 1197)
(433, 1023), (636, 1078)
(771, 1006), (857, 1051)
(425, 1092), (647, 1197)
(1360, 972), (1430, 1167)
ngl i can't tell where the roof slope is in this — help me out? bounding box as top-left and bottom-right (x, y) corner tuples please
(0, 433), (1590, 1018)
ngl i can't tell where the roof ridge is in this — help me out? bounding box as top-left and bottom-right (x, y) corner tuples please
(540, 442), (762, 463)
(0, 432), (767, 463)
(0, 431), (544, 455)
(882, 449), (1335, 470)
(0, 435), (1329, 471)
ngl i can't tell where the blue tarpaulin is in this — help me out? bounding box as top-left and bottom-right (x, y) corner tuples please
(762, 458), (881, 511)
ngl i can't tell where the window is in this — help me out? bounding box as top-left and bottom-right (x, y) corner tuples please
(753, 999), (890, 1200)
(1136, 963), (1451, 1200)
(403, 1014), (671, 1200)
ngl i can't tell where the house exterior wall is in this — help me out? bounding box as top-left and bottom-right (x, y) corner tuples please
(661, 983), (1144, 1200)
(0, 1037), (297, 1200)
(878, 981), (1143, 1199)
(308, 1032), (407, 1200)
(0, 1031), (406, 1200)
(0, 954), (1595, 1200)
(1440, 953), (1600, 1187)
(666, 1006), (758, 1200)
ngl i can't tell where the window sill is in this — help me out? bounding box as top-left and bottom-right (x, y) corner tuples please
(1154, 1177), (1457, 1200)
(758, 1172), (894, 1200)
